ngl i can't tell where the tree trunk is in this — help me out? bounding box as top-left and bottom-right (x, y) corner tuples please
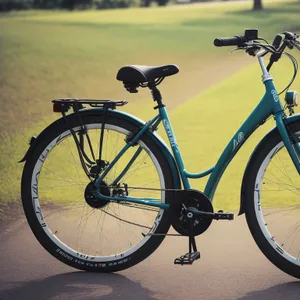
(142, 0), (151, 7)
(253, 0), (263, 10)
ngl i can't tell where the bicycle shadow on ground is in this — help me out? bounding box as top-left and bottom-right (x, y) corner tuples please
(238, 281), (300, 300)
(0, 271), (157, 300)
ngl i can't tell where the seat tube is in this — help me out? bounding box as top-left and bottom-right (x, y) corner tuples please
(158, 106), (191, 189)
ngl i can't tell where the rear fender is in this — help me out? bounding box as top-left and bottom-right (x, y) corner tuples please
(19, 108), (181, 189)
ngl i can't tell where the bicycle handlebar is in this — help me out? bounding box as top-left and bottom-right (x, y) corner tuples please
(214, 29), (299, 96)
(272, 34), (284, 50)
(214, 30), (299, 50)
(214, 29), (259, 47)
(214, 35), (247, 47)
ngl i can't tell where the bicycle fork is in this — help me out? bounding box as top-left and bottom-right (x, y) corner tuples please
(275, 113), (300, 175)
(259, 54), (300, 175)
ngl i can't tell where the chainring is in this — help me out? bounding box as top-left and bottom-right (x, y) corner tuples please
(171, 189), (213, 236)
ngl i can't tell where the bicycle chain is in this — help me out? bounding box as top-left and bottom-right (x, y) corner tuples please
(126, 186), (182, 192)
(100, 207), (181, 236)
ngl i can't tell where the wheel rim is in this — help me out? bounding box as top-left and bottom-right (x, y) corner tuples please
(255, 136), (300, 266)
(31, 123), (166, 263)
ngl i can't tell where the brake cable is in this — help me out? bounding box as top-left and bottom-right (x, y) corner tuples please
(278, 51), (298, 95)
(240, 39), (298, 96)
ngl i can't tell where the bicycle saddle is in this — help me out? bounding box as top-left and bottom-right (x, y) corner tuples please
(116, 64), (179, 84)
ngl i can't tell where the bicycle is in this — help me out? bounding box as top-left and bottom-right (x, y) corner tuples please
(20, 29), (300, 278)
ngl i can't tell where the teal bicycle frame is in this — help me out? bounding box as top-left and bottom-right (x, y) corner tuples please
(95, 54), (300, 210)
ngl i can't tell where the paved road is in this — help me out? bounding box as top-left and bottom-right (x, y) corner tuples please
(0, 214), (299, 300)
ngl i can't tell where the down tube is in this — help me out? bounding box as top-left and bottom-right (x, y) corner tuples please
(204, 97), (273, 200)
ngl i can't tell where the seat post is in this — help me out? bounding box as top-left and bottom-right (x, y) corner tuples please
(149, 84), (165, 109)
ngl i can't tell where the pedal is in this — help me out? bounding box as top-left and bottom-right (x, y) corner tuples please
(213, 210), (234, 220)
(174, 251), (200, 265)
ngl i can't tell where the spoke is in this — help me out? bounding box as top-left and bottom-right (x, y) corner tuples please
(262, 188), (300, 192)
(94, 212), (103, 255)
(96, 208), (110, 256)
(280, 220), (300, 247)
(265, 204), (300, 226)
(41, 165), (85, 193)
(100, 206), (152, 230)
(276, 151), (296, 185)
(264, 173), (297, 189)
(63, 204), (87, 210)
(287, 225), (300, 252)
(121, 161), (155, 183)
(126, 152), (149, 170)
(264, 204), (300, 217)
(39, 185), (85, 190)
(62, 200), (87, 212)
(67, 137), (87, 186)
(98, 205), (108, 255)
(263, 176), (300, 198)
(273, 150), (300, 195)
(41, 194), (85, 219)
(75, 207), (96, 249)
(106, 205), (149, 242)
(40, 177), (85, 184)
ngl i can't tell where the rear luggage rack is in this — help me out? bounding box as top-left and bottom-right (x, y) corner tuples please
(51, 99), (128, 181)
(52, 98), (128, 113)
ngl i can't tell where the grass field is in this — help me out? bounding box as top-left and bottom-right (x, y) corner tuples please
(1, 0), (300, 216)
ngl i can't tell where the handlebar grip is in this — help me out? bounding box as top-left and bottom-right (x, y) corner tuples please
(214, 35), (246, 47)
(272, 34), (284, 50)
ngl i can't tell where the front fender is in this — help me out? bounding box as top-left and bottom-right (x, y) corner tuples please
(239, 113), (300, 215)
(19, 108), (181, 189)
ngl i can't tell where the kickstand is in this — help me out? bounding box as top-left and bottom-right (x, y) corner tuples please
(174, 211), (200, 265)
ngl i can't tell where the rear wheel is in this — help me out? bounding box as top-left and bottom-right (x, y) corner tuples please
(21, 113), (176, 272)
(244, 121), (300, 279)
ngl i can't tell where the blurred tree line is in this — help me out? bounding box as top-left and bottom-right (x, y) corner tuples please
(0, 0), (169, 11)
(0, 0), (264, 11)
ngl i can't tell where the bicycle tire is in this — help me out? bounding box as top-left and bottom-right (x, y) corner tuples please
(21, 110), (176, 272)
(243, 121), (300, 279)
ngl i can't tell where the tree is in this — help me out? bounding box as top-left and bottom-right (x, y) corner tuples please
(141, 0), (151, 7)
(253, 0), (263, 10)
(60, 0), (75, 9)
(154, 0), (168, 6)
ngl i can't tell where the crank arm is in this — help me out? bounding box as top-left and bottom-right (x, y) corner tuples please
(186, 207), (234, 220)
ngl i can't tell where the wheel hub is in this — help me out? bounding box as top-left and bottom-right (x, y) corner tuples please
(84, 181), (110, 209)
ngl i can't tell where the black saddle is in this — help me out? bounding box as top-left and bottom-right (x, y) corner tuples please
(116, 64), (179, 84)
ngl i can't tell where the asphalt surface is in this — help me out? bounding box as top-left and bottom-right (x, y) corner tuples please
(0, 213), (299, 300)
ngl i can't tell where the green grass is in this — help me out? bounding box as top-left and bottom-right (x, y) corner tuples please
(1, 0), (300, 214)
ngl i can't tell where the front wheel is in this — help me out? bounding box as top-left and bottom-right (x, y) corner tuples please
(21, 112), (176, 272)
(243, 121), (300, 279)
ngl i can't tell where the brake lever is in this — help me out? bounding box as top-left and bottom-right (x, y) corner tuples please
(246, 45), (261, 57)
(230, 46), (245, 53)
(286, 40), (294, 50)
(292, 40), (300, 51)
